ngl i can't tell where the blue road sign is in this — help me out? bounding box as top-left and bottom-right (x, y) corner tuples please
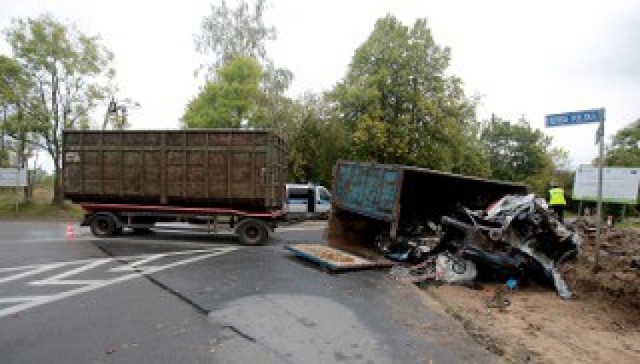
(545, 108), (604, 127)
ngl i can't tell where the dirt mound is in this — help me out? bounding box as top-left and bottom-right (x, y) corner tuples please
(562, 218), (640, 312)
(417, 218), (640, 363)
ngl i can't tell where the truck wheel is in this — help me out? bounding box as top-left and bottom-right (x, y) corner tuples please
(90, 214), (118, 237)
(235, 218), (269, 245)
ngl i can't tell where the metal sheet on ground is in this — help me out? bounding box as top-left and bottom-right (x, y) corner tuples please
(286, 243), (391, 271)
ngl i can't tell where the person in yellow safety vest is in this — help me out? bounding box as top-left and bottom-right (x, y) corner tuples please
(548, 182), (567, 222)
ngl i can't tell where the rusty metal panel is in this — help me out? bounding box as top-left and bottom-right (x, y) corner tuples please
(332, 161), (529, 224)
(333, 162), (401, 222)
(328, 161), (529, 257)
(62, 129), (286, 211)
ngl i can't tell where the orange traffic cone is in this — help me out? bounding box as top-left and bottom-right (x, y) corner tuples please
(66, 223), (75, 240)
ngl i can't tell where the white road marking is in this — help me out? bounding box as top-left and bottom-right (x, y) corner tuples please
(30, 259), (112, 286)
(109, 254), (164, 272)
(0, 247), (238, 319)
(0, 263), (69, 284)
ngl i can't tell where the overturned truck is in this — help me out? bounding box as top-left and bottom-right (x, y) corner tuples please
(327, 161), (528, 252)
(325, 161), (581, 298)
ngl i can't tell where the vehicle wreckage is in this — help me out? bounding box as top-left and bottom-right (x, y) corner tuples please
(384, 194), (581, 298)
(323, 162), (581, 298)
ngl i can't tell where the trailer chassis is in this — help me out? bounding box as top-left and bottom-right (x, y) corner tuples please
(80, 203), (284, 245)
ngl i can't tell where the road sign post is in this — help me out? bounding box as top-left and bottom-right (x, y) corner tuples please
(545, 108), (605, 272)
(595, 113), (605, 271)
(0, 168), (28, 214)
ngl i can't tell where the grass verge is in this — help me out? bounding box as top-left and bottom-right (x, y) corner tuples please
(0, 185), (83, 220)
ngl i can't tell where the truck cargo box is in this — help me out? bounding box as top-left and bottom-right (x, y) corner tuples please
(326, 161), (528, 256)
(63, 129), (286, 211)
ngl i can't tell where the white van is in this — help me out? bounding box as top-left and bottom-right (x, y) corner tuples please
(285, 184), (331, 220)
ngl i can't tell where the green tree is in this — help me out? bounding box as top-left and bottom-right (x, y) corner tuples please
(0, 55), (25, 167)
(601, 120), (640, 217)
(605, 118), (640, 167)
(481, 116), (553, 193)
(0, 55), (38, 177)
(182, 56), (262, 128)
(195, 0), (292, 96)
(287, 94), (350, 187)
(329, 15), (488, 176)
(4, 14), (115, 204)
(194, 0), (292, 138)
(196, 0), (274, 71)
(550, 147), (571, 171)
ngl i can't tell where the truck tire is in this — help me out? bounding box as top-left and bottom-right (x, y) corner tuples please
(90, 214), (118, 237)
(235, 218), (269, 245)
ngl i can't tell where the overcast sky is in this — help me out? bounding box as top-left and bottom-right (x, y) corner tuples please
(1, 0), (639, 170)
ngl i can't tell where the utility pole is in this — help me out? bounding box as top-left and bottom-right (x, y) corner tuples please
(544, 108), (606, 272)
(102, 97), (118, 130)
(102, 97), (138, 130)
(593, 112), (605, 271)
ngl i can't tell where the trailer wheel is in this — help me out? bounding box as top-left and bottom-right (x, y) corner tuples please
(235, 218), (269, 245)
(90, 214), (118, 237)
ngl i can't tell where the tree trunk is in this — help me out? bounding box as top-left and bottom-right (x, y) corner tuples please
(52, 162), (63, 205)
(1, 107), (5, 157)
(51, 66), (63, 206)
(24, 170), (33, 201)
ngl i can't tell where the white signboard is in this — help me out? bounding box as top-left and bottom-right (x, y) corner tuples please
(573, 166), (640, 204)
(0, 168), (27, 187)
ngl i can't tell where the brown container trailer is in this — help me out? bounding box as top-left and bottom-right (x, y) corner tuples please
(63, 129), (287, 244)
(63, 129), (286, 209)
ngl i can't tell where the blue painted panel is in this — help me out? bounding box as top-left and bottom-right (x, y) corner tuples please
(545, 108), (604, 127)
(333, 162), (400, 221)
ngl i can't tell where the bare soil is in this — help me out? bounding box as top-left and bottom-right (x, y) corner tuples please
(426, 284), (640, 363)
(562, 219), (640, 310)
(422, 220), (640, 363)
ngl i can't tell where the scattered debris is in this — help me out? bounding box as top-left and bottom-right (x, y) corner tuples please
(484, 286), (511, 312)
(385, 194), (581, 298)
(420, 215), (640, 363)
(435, 253), (478, 283)
(561, 218), (640, 309)
(374, 220), (441, 261)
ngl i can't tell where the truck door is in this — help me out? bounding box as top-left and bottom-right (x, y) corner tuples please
(316, 186), (331, 216)
(287, 187), (309, 215)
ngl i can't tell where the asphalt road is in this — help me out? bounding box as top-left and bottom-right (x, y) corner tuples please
(0, 220), (495, 364)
